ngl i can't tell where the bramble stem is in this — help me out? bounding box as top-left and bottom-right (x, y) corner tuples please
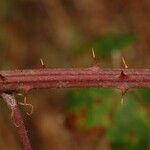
(1, 93), (32, 150)
(0, 67), (150, 149)
(0, 68), (150, 93)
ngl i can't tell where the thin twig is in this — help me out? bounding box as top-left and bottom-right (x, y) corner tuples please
(1, 93), (32, 150)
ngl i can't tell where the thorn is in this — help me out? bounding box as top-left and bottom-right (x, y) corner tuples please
(40, 58), (44, 66)
(92, 48), (96, 59)
(121, 95), (124, 105)
(119, 70), (128, 81)
(121, 70), (127, 78)
(40, 58), (46, 69)
(0, 74), (6, 81)
(122, 57), (128, 69)
(119, 86), (128, 105)
(19, 96), (34, 116)
(91, 48), (99, 67)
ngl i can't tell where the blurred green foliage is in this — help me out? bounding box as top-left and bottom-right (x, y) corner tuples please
(91, 34), (136, 56)
(67, 34), (150, 149)
(67, 89), (117, 129)
(67, 89), (150, 149)
(75, 33), (136, 56)
(109, 94), (150, 150)
(138, 89), (150, 102)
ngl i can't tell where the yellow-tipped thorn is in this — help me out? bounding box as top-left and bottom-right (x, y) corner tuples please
(122, 57), (128, 69)
(121, 96), (124, 105)
(40, 58), (44, 66)
(40, 58), (46, 68)
(92, 48), (96, 59)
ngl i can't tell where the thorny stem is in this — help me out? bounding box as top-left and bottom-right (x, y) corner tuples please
(1, 93), (32, 150)
(0, 67), (150, 149)
(0, 68), (150, 94)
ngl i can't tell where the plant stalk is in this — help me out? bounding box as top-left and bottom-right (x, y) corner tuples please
(1, 93), (32, 150)
(0, 68), (150, 93)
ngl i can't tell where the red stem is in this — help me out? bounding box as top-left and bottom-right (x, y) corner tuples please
(0, 68), (150, 93)
(13, 106), (32, 150)
(1, 93), (32, 150)
(1, 67), (150, 149)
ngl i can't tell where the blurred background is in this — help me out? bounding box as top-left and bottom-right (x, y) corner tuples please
(0, 0), (150, 149)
